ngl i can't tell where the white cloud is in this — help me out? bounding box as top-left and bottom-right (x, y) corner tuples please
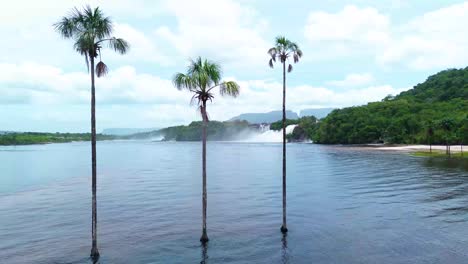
(0, 0), (162, 27)
(378, 1), (468, 70)
(107, 23), (172, 65)
(304, 5), (390, 57)
(327, 73), (374, 87)
(155, 0), (270, 70)
(0, 1), (169, 68)
(303, 2), (468, 70)
(0, 63), (189, 105)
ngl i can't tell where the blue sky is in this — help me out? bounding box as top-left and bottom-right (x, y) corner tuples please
(1, 0), (467, 132)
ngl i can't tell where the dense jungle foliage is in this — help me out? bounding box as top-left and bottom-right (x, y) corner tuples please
(312, 67), (468, 144)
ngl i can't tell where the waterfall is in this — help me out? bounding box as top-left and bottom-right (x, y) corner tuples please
(243, 124), (297, 143)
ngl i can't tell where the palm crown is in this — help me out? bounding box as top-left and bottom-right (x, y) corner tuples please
(268, 36), (303, 72)
(173, 57), (239, 119)
(54, 6), (129, 76)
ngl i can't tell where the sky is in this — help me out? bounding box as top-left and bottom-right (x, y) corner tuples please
(1, 0), (467, 132)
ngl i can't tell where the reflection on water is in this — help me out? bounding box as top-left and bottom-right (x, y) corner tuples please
(200, 243), (208, 264)
(281, 233), (289, 264)
(1, 142), (468, 263)
(422, 156), (468, 171)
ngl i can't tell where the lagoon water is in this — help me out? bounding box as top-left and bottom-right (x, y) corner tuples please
(1, 141), (468, 263)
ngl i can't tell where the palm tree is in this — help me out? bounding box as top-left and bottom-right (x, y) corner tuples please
(439, 118), (454, 156)
(173, 57), (240, 243)
(426, 121), (435, 153)
(268, 36), (302, 233)
(459, 117), (468, 157)
(54, 6), (129, 259)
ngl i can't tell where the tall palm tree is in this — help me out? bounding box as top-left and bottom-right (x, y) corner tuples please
(173, 57), (240, 243)
(268, 36), (302, 233)
(54, 6), (129, 259)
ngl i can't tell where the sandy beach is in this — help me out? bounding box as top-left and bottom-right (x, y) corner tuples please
(367, 144), (467, 153)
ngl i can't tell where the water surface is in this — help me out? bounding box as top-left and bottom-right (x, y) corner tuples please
(1, 141), (467, 263)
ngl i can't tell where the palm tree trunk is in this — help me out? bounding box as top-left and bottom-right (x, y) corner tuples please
(200, 101), (209, 243)
(429, 136), (432, 153)
(90, 55), (99, 259)
(446, 137), (449, 155)
(281, 61), (288, 233)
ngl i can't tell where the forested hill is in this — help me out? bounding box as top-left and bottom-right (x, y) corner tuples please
(313, 67), (468, 144)
(396, 68), (468, 102)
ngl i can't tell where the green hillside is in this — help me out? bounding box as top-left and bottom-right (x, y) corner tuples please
(312, 67), (468, 144)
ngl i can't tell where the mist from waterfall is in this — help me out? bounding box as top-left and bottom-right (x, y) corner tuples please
(239, 124), (297, 143)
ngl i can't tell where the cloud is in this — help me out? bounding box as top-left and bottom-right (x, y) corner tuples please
(155, 0), (270, 70)
(304, 5), (390, 57)
(327, 73), (374, 87)
(105, 23), (172, 65)
(0, 1), (169, 68)
(0, 0), (162, 27)
(0, 62), (89, 104)
(378, 1), (468, 70)
(0, 62), (408, 130)
(304, 2), (468, 70)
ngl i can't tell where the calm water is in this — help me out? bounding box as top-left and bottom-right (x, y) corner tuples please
(1, 141), (468, 264)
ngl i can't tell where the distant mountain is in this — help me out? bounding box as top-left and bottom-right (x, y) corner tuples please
(102, 128), (159, 136)
(299, 108), (334, 118)
(229, 110), (299, 124)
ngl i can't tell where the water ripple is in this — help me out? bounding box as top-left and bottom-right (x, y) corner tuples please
(0, 142), (467, 263)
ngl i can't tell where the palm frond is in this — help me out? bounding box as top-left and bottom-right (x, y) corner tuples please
(293, 54), (299, 63)
(296, 49), (303, 58)
(269, 58), (274, 68)
(268, 47), (277, 57)
(53, 7), (86, 38)
(275, 36), (288, 46)
(219, 81), (240, 97)
(187, 57), (203, 75)
(106, 37), (129, 54)
(53, 17), (77, 38)
(91, 7), (113, 39)
(288, 64), (293, 73)
(83, 5), (94, 18)
(203, 59), (222, 86)
(187, 57), (221, 90)
(173, 73), (195, 91)
(74, 34), (94, 55)
(96, 61), (108, 77)
(288, 42), (299, 51)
